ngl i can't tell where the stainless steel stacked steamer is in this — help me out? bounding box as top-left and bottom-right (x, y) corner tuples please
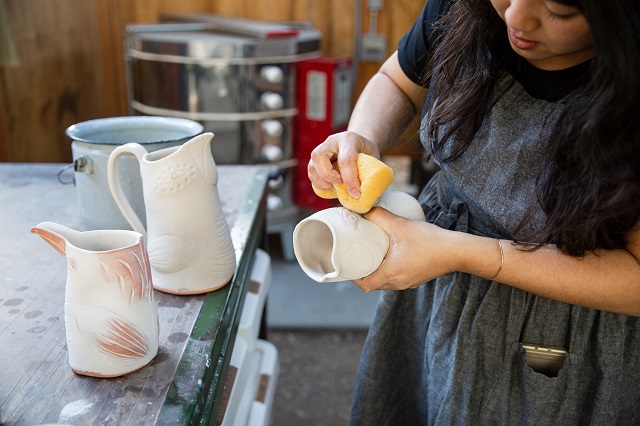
(124, 18), (321, 259)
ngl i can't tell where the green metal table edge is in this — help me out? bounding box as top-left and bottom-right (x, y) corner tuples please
(157, 166), (269, 425)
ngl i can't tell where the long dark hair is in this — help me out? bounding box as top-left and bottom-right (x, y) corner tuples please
(425, 0), (640, 256)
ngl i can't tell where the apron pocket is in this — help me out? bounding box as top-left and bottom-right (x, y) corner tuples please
(482, 342), (579, 425)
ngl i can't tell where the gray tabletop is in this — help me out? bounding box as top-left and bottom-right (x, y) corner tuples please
(0, 162), (268, 425)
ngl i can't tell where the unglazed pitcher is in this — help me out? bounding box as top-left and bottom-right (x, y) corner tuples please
(31, 222), (159, 378)
(293, 190), (425, 283)
(107, 132), (236, 295)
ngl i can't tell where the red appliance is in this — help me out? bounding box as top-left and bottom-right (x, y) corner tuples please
(294, 56), (353, 210)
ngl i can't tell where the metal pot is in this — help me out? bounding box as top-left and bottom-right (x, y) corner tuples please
(64, 116), (203, 230)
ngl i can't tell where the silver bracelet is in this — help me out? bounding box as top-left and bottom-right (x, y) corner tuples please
(490, 239), (504, 280)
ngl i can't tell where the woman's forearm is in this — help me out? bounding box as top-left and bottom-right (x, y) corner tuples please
(453, 231), (640, 316)
(347, 52), (426, 152)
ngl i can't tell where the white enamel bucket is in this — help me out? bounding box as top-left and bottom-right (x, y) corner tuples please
(64, 116), (203, 230)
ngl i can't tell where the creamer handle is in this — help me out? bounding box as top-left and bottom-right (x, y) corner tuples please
(107, 143), (148, 236)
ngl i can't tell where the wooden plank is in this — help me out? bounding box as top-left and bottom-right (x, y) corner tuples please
(327, 0), (355, 57)
(2, 0), (105, 163)
(210, 0), (249, 19)
(0, 0), (10, 161)
(291, 0), (331, 54)
(95, 0), (134, 118)
(389, 0), (423, 46)
(156, 0), (213, 19)
(132, 0), (161, 23)
(0, 88), (8, 161)
(250, 0), (293, 22)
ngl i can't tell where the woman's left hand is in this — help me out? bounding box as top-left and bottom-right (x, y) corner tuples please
(352, 207), (458, 292)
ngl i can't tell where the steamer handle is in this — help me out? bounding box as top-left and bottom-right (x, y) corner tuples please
(107, 143), (148, 237)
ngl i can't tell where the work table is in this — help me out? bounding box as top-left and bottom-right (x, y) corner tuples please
(0, 162), (268, 425)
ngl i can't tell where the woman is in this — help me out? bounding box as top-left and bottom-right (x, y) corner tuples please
(308, 0), (640, 423)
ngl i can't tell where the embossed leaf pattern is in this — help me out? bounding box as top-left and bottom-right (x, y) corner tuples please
(87, 242), (155, 361)
(98, 241), (154, 304)
(95, 317), (150, 360)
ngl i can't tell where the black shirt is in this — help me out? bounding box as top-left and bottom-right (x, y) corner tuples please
(397, 0), (590, 102)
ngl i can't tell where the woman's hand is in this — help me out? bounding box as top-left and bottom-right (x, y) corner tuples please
(306, 52), (425, 200)
(308, 131), (381, 199)
(352, 207), (460, 292)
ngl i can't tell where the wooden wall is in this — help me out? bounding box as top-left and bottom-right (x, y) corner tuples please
(0, 0), (422, 163)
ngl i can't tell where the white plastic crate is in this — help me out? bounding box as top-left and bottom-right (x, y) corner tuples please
(217, 337), (279, 426)
(238, 249), (272, 350)
(218, 335), (252, 426)
(247, 339), (279, 426)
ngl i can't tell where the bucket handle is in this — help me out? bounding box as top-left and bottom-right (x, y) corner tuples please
(57, 163), (75, 185)
(107, 143), (148, 236)
(57, 156), (93, 185)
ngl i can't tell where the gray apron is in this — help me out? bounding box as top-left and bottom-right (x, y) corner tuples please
(349, 76), (640, 425)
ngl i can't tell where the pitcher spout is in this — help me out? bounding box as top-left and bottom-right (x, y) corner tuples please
(183, 131), (214, 154)
(30, 221), (77, 256)
(181, 132), (216, 185)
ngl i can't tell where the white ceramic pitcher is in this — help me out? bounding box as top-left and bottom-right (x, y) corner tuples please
(107, 132), (236, 295)
(31, 222), (159, 378)
(293, 190), (425, 283)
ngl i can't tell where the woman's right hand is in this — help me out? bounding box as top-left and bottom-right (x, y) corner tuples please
(307, 131), (381, 199)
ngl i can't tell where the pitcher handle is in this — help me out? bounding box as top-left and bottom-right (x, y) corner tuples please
(108, 143), (148, 236)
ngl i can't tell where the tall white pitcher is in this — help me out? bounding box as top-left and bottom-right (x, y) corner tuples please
(108, 132), (236, 295)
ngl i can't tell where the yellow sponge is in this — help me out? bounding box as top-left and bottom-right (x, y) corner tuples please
(312, 153), (394, 214)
